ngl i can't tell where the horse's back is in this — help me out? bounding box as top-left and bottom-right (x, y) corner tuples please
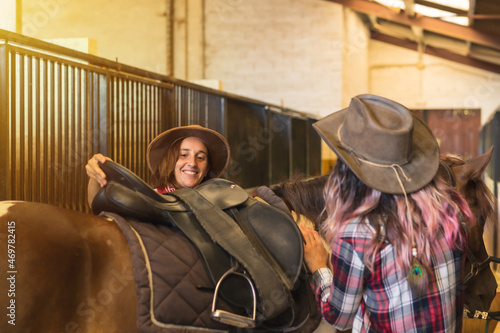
(0, 201), (137, 332)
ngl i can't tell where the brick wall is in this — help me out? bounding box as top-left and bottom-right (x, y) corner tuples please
(204, 0), (344, 117)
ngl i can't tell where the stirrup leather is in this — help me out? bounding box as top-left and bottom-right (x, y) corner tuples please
(211, 267), (257, 328)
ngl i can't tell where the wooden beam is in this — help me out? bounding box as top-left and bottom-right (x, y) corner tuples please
(325, 0), (500, 51)
(403, 0), (416, 18)
(371, 31), (500, 74)
(414, 0), (468, 16)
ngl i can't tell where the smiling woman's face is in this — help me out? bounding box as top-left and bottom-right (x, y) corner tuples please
(174, 137), (209, 188)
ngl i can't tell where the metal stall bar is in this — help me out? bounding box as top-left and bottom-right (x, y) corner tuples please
(41, 57), (48, 203)
(267, 108), (291, 185)
(0, 29), (321, 210)
(307, 117), (322, 177)
(2, 44), (109, 210)
(17, 52), (25, 201)
(494, 113), (499, 257)
(0, 43), (9, 200)
(106, 72), (173, 184)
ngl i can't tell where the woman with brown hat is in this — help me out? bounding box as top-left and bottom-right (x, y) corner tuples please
(85, 125), (230, 206)
(300, 94), (473, 332)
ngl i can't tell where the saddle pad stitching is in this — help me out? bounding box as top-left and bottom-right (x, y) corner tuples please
(130, 226), (162, 328)
(143, 234), (206, 313)
(130, 226), (227, 333)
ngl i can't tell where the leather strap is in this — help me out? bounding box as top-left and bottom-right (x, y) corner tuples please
(172, 187), (291, 321)
(163, 209), (233, 286)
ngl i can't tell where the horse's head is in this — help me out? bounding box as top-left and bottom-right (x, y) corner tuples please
(439, 147), (497, 313)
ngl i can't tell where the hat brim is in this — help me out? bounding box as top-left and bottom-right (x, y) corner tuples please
(147, 126), (230, 179)
(313, 109), (439, 194)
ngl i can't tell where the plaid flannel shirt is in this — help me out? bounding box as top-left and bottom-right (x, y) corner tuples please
(311, 217), (465, 333)
(156, 186), (177, 194)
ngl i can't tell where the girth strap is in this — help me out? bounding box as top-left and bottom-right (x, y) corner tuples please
(172, 187), (292, 321)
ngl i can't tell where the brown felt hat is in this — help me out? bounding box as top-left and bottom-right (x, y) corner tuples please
(147, 125), (230, 179)
(313, 94), (439, 194)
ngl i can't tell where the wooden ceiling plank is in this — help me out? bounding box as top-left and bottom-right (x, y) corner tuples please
(414, 0), (468, 16)
(326, 0), (500, 50)
(371, 31), (500, 74)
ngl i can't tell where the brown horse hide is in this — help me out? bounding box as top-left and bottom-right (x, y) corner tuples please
(0, 201), (137, 332)
(0, 200), (320, 333)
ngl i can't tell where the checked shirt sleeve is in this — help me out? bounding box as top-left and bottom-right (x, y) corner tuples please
(311, 238), (365, 330)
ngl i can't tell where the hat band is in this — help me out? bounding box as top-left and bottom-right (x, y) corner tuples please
(339, 141), (412, 195)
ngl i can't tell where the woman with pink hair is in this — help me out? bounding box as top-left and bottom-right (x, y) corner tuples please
(301, 94), (473, 332)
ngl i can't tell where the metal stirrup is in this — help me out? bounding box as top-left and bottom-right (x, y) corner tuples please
(211, 267), (257, 328)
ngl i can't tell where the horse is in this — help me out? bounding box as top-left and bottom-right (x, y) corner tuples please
(1, 202), (138, 333)
(0, 177), (320, 332)
(268, 149), (498, 330)
(0, 150), (496, 333)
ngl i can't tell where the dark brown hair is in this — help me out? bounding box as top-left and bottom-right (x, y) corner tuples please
(150, 139), (182, 189)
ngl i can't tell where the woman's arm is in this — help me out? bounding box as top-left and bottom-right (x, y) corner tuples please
(301, 225), (365, 330)
(85, 153), (110, 208)
(300, 225), (329, 272)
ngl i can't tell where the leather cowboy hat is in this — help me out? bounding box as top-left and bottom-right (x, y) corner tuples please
(147, 125), (230, 179)
(313, 94), (439, 194)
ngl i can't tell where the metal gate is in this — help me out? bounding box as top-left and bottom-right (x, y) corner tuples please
(0, 29), (321, 212)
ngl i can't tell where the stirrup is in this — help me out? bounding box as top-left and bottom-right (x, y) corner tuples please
(211, 267), (257, 328)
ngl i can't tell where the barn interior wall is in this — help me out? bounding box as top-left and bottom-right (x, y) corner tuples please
(21, 0), (169, 75)
(4, 0), (500, 173)
(202, 0), (345, 172)
(203, 0), (343, 118)
(0, 0), (18, 32)
(341, 7), (370, 108)
(13, 1), (500, 123)
(368, 39), (500, 125)
(4, 0), (500, 297)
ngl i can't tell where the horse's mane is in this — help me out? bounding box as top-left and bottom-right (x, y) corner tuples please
(440, 153), (496, 226)
(271, 175), (329, 227)
(271, 153), (496, 230)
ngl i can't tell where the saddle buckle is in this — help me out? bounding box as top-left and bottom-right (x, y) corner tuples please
(211, 267), (257, 328)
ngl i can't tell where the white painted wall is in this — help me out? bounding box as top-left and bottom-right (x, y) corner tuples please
(368, 40), (500, 124)
(341, 7), (370, 108)
(0, 0), (18, 32)
(21, 0), (168, 75)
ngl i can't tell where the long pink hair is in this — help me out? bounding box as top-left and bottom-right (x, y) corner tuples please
(321, 160), (474, 274)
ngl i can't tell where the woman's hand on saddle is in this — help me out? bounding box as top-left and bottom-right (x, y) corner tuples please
(299, 225), (329, 274)
(85, 153), (111, 188)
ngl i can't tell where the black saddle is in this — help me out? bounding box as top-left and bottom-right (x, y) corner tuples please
(91, 161), (318, 331)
